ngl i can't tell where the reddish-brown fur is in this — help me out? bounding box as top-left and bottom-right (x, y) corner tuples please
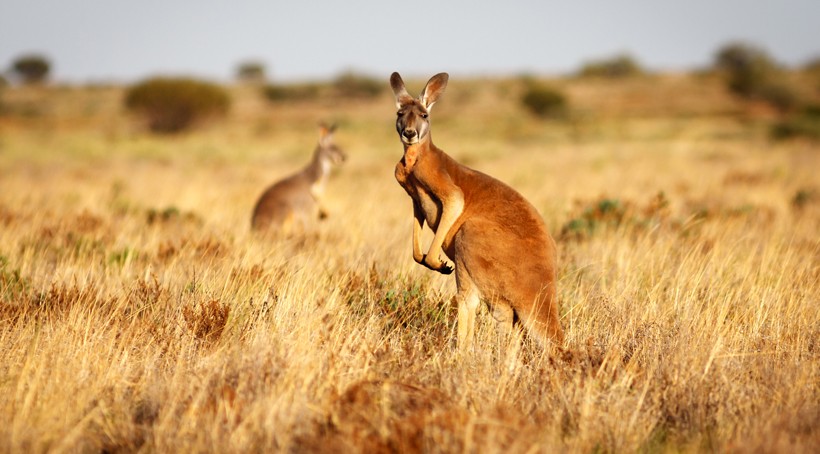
(391, 72), (563, 349)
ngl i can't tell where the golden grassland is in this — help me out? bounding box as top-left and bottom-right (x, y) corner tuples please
(0, 73), (818, 453)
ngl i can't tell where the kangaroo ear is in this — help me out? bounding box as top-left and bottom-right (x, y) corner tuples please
(390, 72), (414, 108)
(420, 72), (449, 111)
(318, 123), (335, 145)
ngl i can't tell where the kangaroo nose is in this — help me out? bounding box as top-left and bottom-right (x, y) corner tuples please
(403, 129), (417, 140)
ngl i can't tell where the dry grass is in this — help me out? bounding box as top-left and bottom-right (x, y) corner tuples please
(0, 74), (818, 453)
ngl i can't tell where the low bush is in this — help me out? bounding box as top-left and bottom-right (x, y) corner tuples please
(791, 187), (819, 211)
(0, 255), (29, 303)
(520, 83), (568, 119)
(11, 54), (51, 84)
(561, 192), (670, 241)
(714, 42), (799, 112)
(124, 77), (230, 134)
(236, 61), (266, 83)
(578, 54), (643, 78)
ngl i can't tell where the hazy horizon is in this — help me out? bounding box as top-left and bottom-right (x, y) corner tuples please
(2, 0), (819, 84)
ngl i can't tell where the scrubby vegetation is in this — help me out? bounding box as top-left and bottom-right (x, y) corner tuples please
(124, 77), (230, 133)
(578, 54), (644, 78)
(9, 53), (51, 84)
(0, 70), (818, 452)
(263, 82), (322, 102)
(714, 42), (800, 112)
(235, 61), (267, 84)
(263, 71), (383, 104)
(520, 83), (569, 119)
(771, 104), (820, 140)
(332, 71), (384, 99)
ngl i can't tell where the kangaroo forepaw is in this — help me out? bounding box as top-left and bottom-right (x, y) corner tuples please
(421, 255), (454, 275)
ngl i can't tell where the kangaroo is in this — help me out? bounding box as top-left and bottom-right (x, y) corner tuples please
(251, 124), (346, 233)
(390, 72), (563, 349)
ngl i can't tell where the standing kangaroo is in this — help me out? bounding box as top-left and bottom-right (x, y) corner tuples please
(251, 124), (346, 233)
(390, 72), (563, 349)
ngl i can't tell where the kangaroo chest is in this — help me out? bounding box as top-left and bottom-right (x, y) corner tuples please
(395, 158), (443, 230)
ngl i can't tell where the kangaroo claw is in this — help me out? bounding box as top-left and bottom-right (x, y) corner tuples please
(421, 255), (454, 275)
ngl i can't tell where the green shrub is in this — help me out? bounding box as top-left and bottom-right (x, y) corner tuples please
(714, 43), (775, 74)
(521, 84), (568, 119)
(718, 45), (776, 98)
(578, 54), (643, 78)
(714, 42), (798, 112)
(560, 193), (671, 241)
(11, 54), (51, 84)
(561, 198), (626, 240)
(236, 61), (266, 83)
(124, 77), (230, 133)
(0, 254), (30, 303)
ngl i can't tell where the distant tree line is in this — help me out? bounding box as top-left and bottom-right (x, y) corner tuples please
(3, 46), (817, 138)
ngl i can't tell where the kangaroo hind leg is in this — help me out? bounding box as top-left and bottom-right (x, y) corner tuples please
(455, 273), (480, 352)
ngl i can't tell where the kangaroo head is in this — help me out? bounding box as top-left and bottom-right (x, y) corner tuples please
(316, 123), (346, 165)
(390, 72), (449, 146)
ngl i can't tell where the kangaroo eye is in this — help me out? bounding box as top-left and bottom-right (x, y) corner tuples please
(396, 111), (403, 116)
(421, 113), (429, 119)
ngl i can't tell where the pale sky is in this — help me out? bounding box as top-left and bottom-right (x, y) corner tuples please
(1, 0), (818, 83)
